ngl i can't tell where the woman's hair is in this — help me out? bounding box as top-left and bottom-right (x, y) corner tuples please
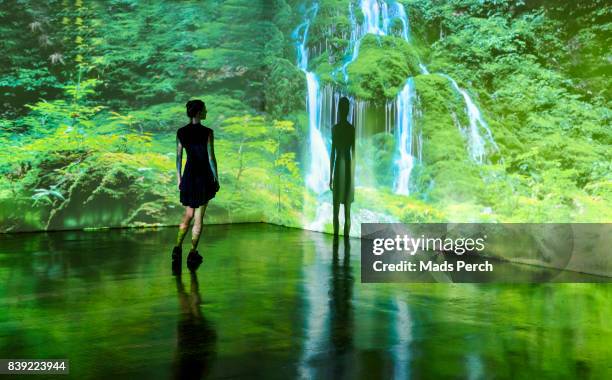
(338, 97), (350, 119)
(186, 99), (206, 118)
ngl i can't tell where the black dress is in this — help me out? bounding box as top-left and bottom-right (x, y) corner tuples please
(177, 123), (218, 208)
(331, 121), (355, 205)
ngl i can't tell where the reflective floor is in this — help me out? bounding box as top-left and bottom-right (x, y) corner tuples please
(0, 223), (610, 379)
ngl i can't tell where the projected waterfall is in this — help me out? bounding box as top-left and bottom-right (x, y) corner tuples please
(293, 0), (500, 233)
(362, 0), (389, 35)
(354, 1), (498, 189)
(393, 78), (417, 195)
(443, 75), (499, 163)
(293, 4), (330, 194)
(352, 0), (419, 194)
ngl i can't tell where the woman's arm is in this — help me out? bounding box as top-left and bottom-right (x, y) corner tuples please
(351, 127), (356, 178)
(176, 136), (183, 190)
(208, 131), (219, 183)
(329, 129), (336, 190)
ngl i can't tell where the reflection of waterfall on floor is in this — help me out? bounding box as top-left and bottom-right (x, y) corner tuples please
(466, 352), (485, 380)
(392, 296), (413, 379)
(298, 234), (331, 379)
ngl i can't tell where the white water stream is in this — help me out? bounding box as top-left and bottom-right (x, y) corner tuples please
(294, 0), (498, 233)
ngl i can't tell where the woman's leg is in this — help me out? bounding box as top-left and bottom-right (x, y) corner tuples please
(175, 207), (195, 249)
(343, 202), (351, 237)
(333, 200), (340, 237)
(190, 203), (208, 251)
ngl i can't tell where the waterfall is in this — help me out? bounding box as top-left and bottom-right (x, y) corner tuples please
(293, 0), (500, 234)
(394, 1), (411, 41)
(305, 72), (331, 192)
(339, 2), (361, 82)
(355, 1), (499, 188)
(326, 0), (421, 196)
(419, 63), (430, 74)
(383, 3), (499, 172)
(441, 74), (499, 164)
(361, 0), (388, 35)
(293, 4), (330, 195)
(393, 78), (416, 195)
(358, 0), (411, 40)
(416, 30), (498, 164)
(392, 296), (413, 379)
(351, 0), (418, 194)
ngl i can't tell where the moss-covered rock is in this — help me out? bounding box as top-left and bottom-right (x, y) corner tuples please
(307, 0), (352, 63)
(345, 34), (420, 101)
(414, 74), (467, 162)
(309, 52), (336, 84)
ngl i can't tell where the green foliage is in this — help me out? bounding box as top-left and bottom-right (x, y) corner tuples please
(344, 35), (420, 101)
(403, 0), (611, 222)
(211, 114), (304, 226)
(360, 133), (395, 188)
(307, 0), (352, 63)
(264, 58), (306, 117)
(1, 0), (610, 233)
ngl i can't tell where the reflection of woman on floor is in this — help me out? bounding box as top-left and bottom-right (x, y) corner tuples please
(329, 97), (355, 237)
(329, 238), (354, 377)
(172, 99), (220, 266)
(173, 270), (217, 379)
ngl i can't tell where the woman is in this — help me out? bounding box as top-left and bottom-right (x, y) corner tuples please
(329, 97), (355, 238)
(172, 99), (219, 266)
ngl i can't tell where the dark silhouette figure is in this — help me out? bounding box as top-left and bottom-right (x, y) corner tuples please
(329, 97), (355, 237)
(173, 268), (217, 379)
(172, 99), (220, 267)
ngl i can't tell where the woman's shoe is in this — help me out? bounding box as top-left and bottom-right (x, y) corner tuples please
(171, 260), (181, 276)
(187, 249), (203, 267)
(172, 246), (182, 262)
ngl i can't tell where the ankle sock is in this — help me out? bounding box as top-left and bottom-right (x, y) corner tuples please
(176, 226), (188, 248)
